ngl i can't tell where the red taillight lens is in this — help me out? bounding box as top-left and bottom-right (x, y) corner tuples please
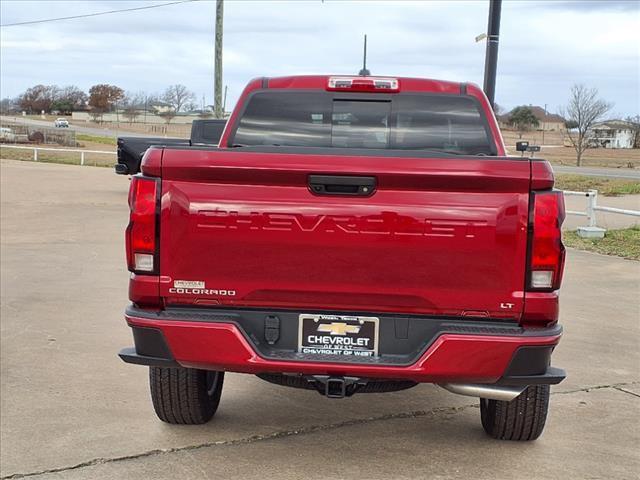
(126, 176), (158, 273)
(528, 191), (566, 290)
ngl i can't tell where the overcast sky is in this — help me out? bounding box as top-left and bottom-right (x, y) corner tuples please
(1, 0), (638, 116)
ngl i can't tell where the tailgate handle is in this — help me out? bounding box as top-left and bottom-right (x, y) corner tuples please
(308, 175), (376, 196)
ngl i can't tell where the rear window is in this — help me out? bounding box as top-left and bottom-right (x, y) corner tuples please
(232, 91), (495, 155)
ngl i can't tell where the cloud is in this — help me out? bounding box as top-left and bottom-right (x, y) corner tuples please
(1, 0), (638, 115)
(533, 0), (639, 12)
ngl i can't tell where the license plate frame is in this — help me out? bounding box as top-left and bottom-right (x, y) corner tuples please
(297, 314), (379, 358)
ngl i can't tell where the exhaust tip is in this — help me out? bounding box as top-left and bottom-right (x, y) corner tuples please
(439, 383), (526, 402)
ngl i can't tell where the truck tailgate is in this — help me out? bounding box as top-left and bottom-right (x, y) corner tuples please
(158, 149), (530, 319)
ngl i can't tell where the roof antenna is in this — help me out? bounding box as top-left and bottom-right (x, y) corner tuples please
(358, 34), (370, 76)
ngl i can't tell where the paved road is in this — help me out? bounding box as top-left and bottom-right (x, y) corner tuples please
(1, 159), (639, 479)
(552, 165), (640, 180)
(0, 115), (168, 139)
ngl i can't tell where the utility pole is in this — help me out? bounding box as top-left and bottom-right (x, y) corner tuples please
(223, 85), (228, 115)
(482, 0), (502, 110)
(542, 103), (547, 145)
(214, 0), (224, 119)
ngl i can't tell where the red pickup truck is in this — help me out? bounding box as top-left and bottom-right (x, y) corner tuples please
(119, 75), (566, 441)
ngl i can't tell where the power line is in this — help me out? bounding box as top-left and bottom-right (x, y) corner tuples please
(0, 0), (200, 28)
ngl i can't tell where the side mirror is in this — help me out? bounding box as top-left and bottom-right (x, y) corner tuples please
(516, 141), (529, 152)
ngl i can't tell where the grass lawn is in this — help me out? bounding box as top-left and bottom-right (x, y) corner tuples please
(76, 133), (117, 146)
(554, 174), (640, 196)
(563, 226), (640, 260)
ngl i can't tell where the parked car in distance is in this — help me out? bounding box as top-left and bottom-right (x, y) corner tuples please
(54, 118), (69, 128)
(0, 127), (16, 142)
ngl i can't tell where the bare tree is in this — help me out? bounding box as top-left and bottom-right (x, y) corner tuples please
(158, 111), (177, 125)
(184, 101), (198, 113)
(51, 86), (88, 114)
(18, 85), (59, 113)
(560, 84), (612, 166)
(60, 85), (88, 106)
(0, 97), (19, 114)
(121, 92), (145, 124)
(146, 94), (161, 108)
(89, 109), (104, 123)
(162, 84), (196, 113)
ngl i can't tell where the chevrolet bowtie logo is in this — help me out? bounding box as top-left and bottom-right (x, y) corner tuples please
(317, 322), (361, 335)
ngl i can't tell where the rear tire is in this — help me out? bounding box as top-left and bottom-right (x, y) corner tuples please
(149, 366), (224, 424)
(480, 385), (550, 441)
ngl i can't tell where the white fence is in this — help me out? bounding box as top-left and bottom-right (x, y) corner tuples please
(0, 144), (116, 166)
(562, 189), (640, 228)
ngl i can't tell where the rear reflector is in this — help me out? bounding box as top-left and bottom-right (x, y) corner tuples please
(126, 176), (158, 274)
(528, 191), (566, 291)
(327, 76), (399, 92)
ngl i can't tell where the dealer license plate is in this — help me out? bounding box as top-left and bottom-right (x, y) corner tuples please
(298, 314), (379, 357)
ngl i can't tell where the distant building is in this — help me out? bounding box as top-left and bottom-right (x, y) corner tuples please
(148, 101), (173, 114)
(589, 121), (635, 149)
(498, 106), (566, 132)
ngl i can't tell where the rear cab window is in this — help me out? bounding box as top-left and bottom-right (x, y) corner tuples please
(231, 91), (496, 155)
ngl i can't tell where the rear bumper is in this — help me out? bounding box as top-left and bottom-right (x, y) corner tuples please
(120, 306), (565, 385)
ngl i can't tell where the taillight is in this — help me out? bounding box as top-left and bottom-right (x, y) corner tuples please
(327, 76), (400, 92)
(528, 191), (566, 290)
(126, 176), (158, 274)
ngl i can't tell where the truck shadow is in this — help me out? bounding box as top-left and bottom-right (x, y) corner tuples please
(181, 374), (488, 443)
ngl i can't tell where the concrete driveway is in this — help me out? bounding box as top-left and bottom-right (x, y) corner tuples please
(1, 159), (638, 480)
